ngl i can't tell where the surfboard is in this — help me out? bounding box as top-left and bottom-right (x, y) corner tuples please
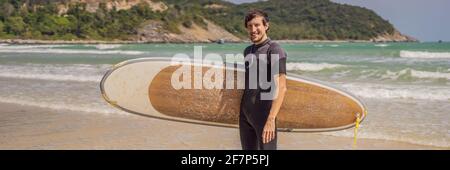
(100, 57), (367, 132)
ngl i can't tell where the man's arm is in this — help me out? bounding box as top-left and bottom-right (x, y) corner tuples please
(269, 73), (287, 120)
(262, 73), (287, 144)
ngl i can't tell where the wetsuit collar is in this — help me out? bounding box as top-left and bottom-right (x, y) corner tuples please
(253, 38), (271, 48)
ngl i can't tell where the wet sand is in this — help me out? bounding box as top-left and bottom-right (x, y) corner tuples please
(0, 102), (445, 150)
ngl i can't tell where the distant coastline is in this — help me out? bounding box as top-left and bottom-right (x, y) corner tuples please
(0, 38), (417, 45)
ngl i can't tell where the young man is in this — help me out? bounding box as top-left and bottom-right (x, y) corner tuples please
(240, 10), (288, 150)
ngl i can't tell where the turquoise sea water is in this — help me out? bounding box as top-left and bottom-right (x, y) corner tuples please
(0, 42), (449, 148)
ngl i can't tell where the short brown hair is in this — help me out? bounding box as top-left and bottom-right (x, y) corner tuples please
(244, 9), (270, 31)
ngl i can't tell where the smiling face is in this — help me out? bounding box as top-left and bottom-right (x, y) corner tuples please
(246, 16), (269, 44)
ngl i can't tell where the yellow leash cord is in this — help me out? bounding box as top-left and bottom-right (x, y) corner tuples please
(353, 111), (364, 149)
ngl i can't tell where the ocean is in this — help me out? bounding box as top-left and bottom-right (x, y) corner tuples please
(0, 42), (449, 148)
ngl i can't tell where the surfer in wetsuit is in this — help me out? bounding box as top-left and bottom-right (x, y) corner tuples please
(240, 10), (288, 150)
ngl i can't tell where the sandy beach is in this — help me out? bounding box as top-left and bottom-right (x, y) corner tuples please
(0, 102), (444, 150)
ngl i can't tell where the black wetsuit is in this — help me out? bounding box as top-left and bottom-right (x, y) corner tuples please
(239, 38), (287, 150)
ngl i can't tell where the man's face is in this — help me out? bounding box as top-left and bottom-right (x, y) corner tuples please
(246, 16), (269, 43)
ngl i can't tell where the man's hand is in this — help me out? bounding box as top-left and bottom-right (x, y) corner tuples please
(262, 117), (276, 144)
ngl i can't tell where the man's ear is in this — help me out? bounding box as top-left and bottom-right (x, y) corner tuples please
(265, 22), (270, 32)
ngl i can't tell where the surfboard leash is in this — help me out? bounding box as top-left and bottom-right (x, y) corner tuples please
(353, 110), (365, 149)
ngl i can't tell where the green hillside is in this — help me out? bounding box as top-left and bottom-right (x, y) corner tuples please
(0, 0), (398, 41)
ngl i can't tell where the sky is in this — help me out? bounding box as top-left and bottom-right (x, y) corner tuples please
(225, 0), (450, 42)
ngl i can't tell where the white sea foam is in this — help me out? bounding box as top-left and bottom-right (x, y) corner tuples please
(0, 47), (143, 55)
(0, 72), (102, 82)
(0, 44), (70, 49)
(313, 45), (324, 48)
(340, 83), (450, 101)
(90, 44), (123, 50)
(380, 69), (410, 80)
(411, 70), (450, 80)
(286, 62), (344, 71)
(374, 44), (389, 47)
(0, 64), (110, 82)
(377, 69), (450, 80)
(400, 50), (450, 59)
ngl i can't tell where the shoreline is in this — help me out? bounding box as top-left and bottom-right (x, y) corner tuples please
(0, 38), (417, 45)
(0, 102), (445, 150)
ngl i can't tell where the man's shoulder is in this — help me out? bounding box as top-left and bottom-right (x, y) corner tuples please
(268, 41), (286, 56)
(244, 45), (253, 55)
(268, 41), (283, 50)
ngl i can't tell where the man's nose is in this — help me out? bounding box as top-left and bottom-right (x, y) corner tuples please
(251, 26), (257, 32)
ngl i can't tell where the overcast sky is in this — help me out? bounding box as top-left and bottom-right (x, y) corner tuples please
(225, 0), (450, 42)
